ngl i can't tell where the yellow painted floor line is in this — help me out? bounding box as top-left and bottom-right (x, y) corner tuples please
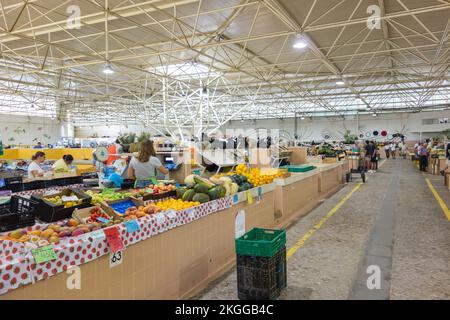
(287, 182), (363, 260)
(425, 178), (450, 221)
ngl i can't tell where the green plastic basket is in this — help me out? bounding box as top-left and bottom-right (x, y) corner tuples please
(280, 165), (316, 173)
(236, 228), (286, 257)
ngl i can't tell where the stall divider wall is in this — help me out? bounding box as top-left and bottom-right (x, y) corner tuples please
(1, 162), (347, 300)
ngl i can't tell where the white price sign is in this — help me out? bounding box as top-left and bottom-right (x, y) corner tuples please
(155, 212), (166, 225)
(109, 250), (123, 268)
(210, 200), (218, 212)
(166, 209), (177, 219)
(187, 207), (195, 219)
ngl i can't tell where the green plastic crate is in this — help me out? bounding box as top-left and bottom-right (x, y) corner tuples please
(236, 228), (286, 257)
(280, 165), (316, 173)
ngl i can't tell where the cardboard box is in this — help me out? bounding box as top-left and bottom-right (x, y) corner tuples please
(100, 197), (144, 219)
(322, 157), (338, 164)
(72, 205), (114, 224)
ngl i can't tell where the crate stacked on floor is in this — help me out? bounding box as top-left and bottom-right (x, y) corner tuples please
(235, 228), (287, 300)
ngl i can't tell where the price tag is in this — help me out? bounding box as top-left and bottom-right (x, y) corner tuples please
(103, 227), (125, 253)
(150, 178), (158, 185)
(109, 250), (123, 268)
(258, 187), (262, 198)
(61, 195), (79, 202)
(187, 207), (195, 219)
(43, 189), (60, 196)
(31, 245), (57, 264)
(166, 209), (177, 219)
(155, 212), (166, 225)
(232, 194), (239, 204)
(125, 220), (140, 233)
(175, 182), (180, 188)
(97, 217), (110, 224)
(210, 200), (218, 212)
(246, 191), (253, 205)
(90, 229), (106, 241)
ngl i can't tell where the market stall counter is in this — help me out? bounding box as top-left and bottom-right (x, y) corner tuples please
(274, 161), (347, 227)
(0, 184), (277, 300)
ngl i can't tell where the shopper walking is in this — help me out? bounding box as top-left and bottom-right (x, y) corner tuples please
(128, 140), (168, 180)
(390, 143), (397, 159)
(384, 143), (390, 159)
(418, 143), (429, 172)
(365, 140), (376, 172)
(371, 142), (379, 172)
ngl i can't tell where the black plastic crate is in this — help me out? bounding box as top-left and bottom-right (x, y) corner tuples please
(142, 190), (177, 201)
(22, 180), (45, 191)
(237, 246), (287, 300)
(0, 196), (38, 232)
(43, 179), (59, 188)
(0, 176), (24, 192)
(31, 188), (92, 222)
(121, 179), (135, 190)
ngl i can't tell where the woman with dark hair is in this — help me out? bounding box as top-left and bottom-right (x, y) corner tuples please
(28, 151), (46, 178)
(52, 154), (74, 173)
(127, 140), (168, 180)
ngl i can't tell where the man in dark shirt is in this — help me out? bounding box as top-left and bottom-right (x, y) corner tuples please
(365, 141), (376, 172)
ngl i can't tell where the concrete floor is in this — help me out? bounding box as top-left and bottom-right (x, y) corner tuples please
(197, 159), (450, 300)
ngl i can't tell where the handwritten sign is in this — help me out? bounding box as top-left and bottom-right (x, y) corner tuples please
(247, 191), (253, 205)
(210, 200), (218, 212)
(155, 212), (166, 225)
(166, 209), (177, 220)
(97, 217), (110, 224)
(233, 194), (239, 204)
(31, 245), (57, 264)
(90, 230), (106, 242)
(258, 187), (262, 198)
(110, 250), (123, 268)
(187, 207), (195, 219)
(61, 195), (79, 202)
(150, 178), (158, 185)
(125, 220), (140, 233)
(103, 227), (125, 253)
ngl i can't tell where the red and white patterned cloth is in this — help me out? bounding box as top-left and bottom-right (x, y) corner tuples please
(0, 196), (233, 295)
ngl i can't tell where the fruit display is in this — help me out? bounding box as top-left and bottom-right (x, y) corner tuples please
(234, 164), (284, 187)
(2, 218), (105, 246)
(84, 206), (112, 224)
(178, 174), (228, 203)
(84, 189), (132, 204)
(154, 198), (200, 211)
(129, 184), (176, 197)
(44, 194), (83, 208)
(122, 204), (161, 220)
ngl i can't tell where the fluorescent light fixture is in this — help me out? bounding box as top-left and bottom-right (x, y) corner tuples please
(372, 113), (377, 117)
(102, 63), (114, 74)
(336, 80), (345, 86)
(293, 34), (308, 49)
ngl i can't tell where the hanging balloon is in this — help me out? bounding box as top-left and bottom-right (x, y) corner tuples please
(381, 130), (387, 137)
(365, 132), (371, 137)
(373, 130), (379, 136)
(388, 134), (393, 140)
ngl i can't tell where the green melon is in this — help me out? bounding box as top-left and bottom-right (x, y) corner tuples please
(176, 187), (188, 199)
(182, 189), (196, 201)
(194, 183), (210, 194)
(207, 187), (221, 200)
(192, 193), (210, 204)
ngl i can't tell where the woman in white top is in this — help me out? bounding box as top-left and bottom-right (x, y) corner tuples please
(390, 143), (397, 159)
(384, 143), (390, 158)
(28, 151), (46, 178)
(127, 140), (168, 180)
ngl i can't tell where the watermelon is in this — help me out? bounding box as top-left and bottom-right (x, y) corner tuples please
(208, 187), (221, 200)
(193, 176), (215, 188)
(182, 189), (196, 201)
(194, 183), (210, 194)
(176, 187), (188, 199)
(192, 193), (210, 203)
